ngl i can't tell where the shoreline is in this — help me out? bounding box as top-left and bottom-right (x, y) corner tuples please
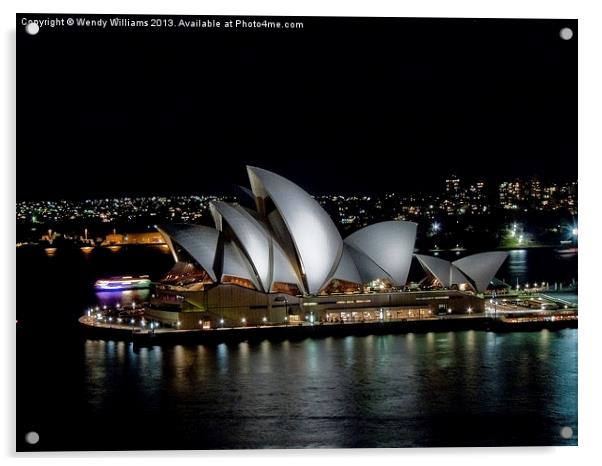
(79, 314), (578, 346)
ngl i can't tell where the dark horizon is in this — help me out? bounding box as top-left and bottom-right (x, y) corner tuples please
(18, 15), (577, 201)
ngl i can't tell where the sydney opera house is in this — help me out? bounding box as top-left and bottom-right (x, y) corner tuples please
(147, 167), (508, 329)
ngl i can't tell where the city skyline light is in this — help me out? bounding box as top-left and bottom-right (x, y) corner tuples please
(16, 175), (577, 226)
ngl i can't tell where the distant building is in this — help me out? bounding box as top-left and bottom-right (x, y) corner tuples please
(529, 177), (542, 202)
(445, 175), (461, 195)
(467, 181), (487, 214)
(103, 232), (165, 245)
(443, 174), (463, 215)
(499, 180), (526, 210)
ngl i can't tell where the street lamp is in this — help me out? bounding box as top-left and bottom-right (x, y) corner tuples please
(241, 317), (246, 326)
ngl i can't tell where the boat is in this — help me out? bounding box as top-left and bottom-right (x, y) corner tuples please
(94, 275), (152, 291)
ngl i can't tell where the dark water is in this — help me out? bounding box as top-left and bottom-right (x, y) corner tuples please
(17, 246), (578, 450)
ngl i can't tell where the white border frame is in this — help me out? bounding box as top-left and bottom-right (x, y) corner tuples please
(3, 1), (600, 465)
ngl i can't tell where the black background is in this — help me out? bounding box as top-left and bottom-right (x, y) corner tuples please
(18, 15), (577, 200)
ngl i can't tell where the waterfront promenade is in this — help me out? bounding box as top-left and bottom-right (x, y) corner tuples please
(79, 305), (577, 346)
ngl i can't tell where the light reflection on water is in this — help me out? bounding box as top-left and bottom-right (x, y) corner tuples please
(499, 248), (577, 288)
(95, 289), (150, 308)
(80, 329), (577, 448)
(507, 249), (529, 284)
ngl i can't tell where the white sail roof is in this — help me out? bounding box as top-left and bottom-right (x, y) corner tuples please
(331, 244), (362, 284)
(157, 169), (507, 298)
(247, 166), (343, 294)
(346, 244), (394, 284)
(271, 242), (304, 290)
(222, 240), (261, 289)
(415, 254), (470, 288)
(344, 221), (417, 286)
(210, 201), (271, 292)
(453, 251), (509, 292)
(156, 224), (220, 281)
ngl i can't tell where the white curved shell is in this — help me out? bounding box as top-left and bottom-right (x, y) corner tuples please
(210, 201), (271, 292)
(331, 245), (362, 284)
(346, 245), (393, 284)
(156, 224), (219, 281)
(222, 240), (261, 290)
(266, 209), (303, 288)
(247, 166), (343, 294)
(271, 242), (303, 290)
(344, 221), (417, 286)
(453, 251), (509, 292)
(415, 254), (470, 288)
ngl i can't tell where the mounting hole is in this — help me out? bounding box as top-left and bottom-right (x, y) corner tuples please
(560, 426), (573, 439)
(25, 22), (39, 36)
(559, 27), (573, 40)
(25, 431), (40, 445)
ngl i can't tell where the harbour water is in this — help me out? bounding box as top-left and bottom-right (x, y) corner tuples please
(16, 246), (577, 450)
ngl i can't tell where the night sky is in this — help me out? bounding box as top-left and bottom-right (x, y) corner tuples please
(17, 15), (577, 200)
